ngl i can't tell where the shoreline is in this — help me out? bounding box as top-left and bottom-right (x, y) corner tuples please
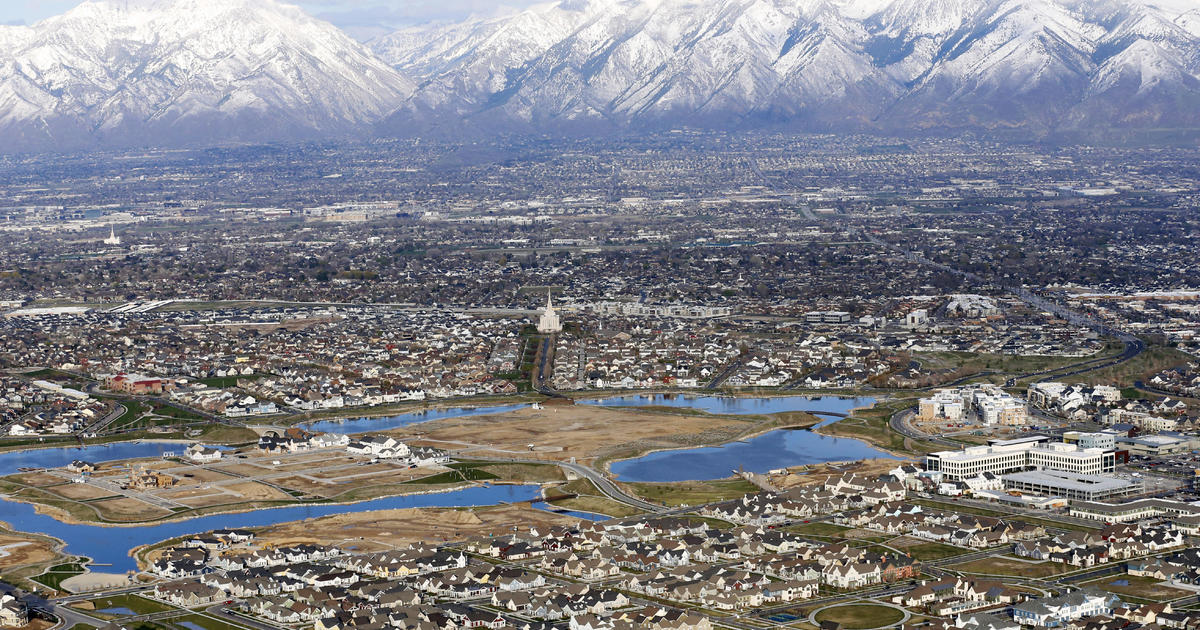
(601, 409), (870, 479)
(0, 392), (896, 557)
(2, 479), (530, 529)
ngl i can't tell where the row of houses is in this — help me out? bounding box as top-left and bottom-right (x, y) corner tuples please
(893, 577), (1024, 616)
(1013, 524), (1184, 568)
(697, 472), (907, 525)
(836, 501), (1046, 549)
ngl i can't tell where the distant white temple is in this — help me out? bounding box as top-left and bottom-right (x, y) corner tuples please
(103, 225), (121, 246)
(537, 291), (563, 334)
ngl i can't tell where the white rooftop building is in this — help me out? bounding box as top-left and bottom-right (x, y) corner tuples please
(537, 291), (563, 334)
(926, 438), (1115, 481)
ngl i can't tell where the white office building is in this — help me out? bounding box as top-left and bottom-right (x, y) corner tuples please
(926, 438), (1115, 481)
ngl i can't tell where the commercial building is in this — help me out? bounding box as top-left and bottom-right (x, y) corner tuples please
(1001, 470), (1140, 502)
(804, 311), (852, 324)
(1069, 498), (1200, 523)
(926, 439), (1115, 481)
(1117, 432), (1198, 456)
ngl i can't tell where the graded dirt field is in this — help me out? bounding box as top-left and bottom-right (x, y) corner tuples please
(87, 497), (174, 522)
(45, 482), (120, 501)
(950, 555), (1067, 578)
(386, 404), (764, 464)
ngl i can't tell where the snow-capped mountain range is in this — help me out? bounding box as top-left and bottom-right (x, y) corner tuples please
(3, 0), (1200, 150)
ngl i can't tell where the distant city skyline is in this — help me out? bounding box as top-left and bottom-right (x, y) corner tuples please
(1, 0), (545, 33)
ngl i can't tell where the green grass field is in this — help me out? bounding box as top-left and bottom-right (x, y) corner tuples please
(31, 562), (86, 590)
(86, 594), (178, 619)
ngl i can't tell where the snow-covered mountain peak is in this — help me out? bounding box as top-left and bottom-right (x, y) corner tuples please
(3, 0), (1200, 151)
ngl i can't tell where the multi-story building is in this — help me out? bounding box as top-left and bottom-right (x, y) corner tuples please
(918, 384), (1028, 426)
(1001, 470), (1140, 502)
(926, 438), (1115, 481)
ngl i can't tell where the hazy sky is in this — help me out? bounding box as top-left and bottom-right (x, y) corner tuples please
(1, 0), (545, 33)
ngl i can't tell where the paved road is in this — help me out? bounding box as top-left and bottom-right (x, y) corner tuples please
(704, 359), (743, 390)
(888, 407), (957, 448)
(467, 455), (667, 513)
(1004, 337), (1146, 387)
(559, 460), (667, 513)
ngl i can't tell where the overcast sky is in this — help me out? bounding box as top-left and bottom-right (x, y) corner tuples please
(1, 0), (546, 34)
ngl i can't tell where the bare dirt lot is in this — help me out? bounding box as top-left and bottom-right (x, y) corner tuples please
(246, 504), (583, 550)
(139, 503), (581, 568)
(44, 482), (119, 501)
(388, 404), (756, 464)
(87, 497), (173, 522)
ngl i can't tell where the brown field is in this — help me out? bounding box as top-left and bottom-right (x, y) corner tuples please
(169, 482), (293, 508)
(1085, 575), (1192, 601)
(2, 443), (472, 524)
(44, 482), (119, 501)
(305, 462), (422, 481)
(11, 472), (66, 487)
(951, 556), (1066, 578)
(88, 497), (173, 522)
(140, 504), (580, 568)
(246, 504), (583, 550)
(388, 404), (756, 464)
(210, 462), (278, 477)
(163, 467), (239, 484)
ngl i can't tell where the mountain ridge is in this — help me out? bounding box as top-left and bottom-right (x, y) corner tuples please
(2, 0), (1200, 151)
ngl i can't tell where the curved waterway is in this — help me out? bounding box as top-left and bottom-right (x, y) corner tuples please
(301, 404), (527, 434)
(0, 484), (541, 573)
(0, 394), (886, 569)
(609, 426), (897, 482)
(584, 394), (894, 482)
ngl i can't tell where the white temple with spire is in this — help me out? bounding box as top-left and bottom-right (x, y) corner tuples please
(537, 290), (562, 334)
(103, 224), (121, 246)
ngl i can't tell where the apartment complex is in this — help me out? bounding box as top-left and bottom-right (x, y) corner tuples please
(918, 384), (1028, 426)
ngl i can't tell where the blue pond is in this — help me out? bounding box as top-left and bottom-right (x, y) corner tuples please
(302, 404), (527, 434)
(609, 425), (897, 482)
(96, 608), (137, 616)
(0, 484), (541, 573)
